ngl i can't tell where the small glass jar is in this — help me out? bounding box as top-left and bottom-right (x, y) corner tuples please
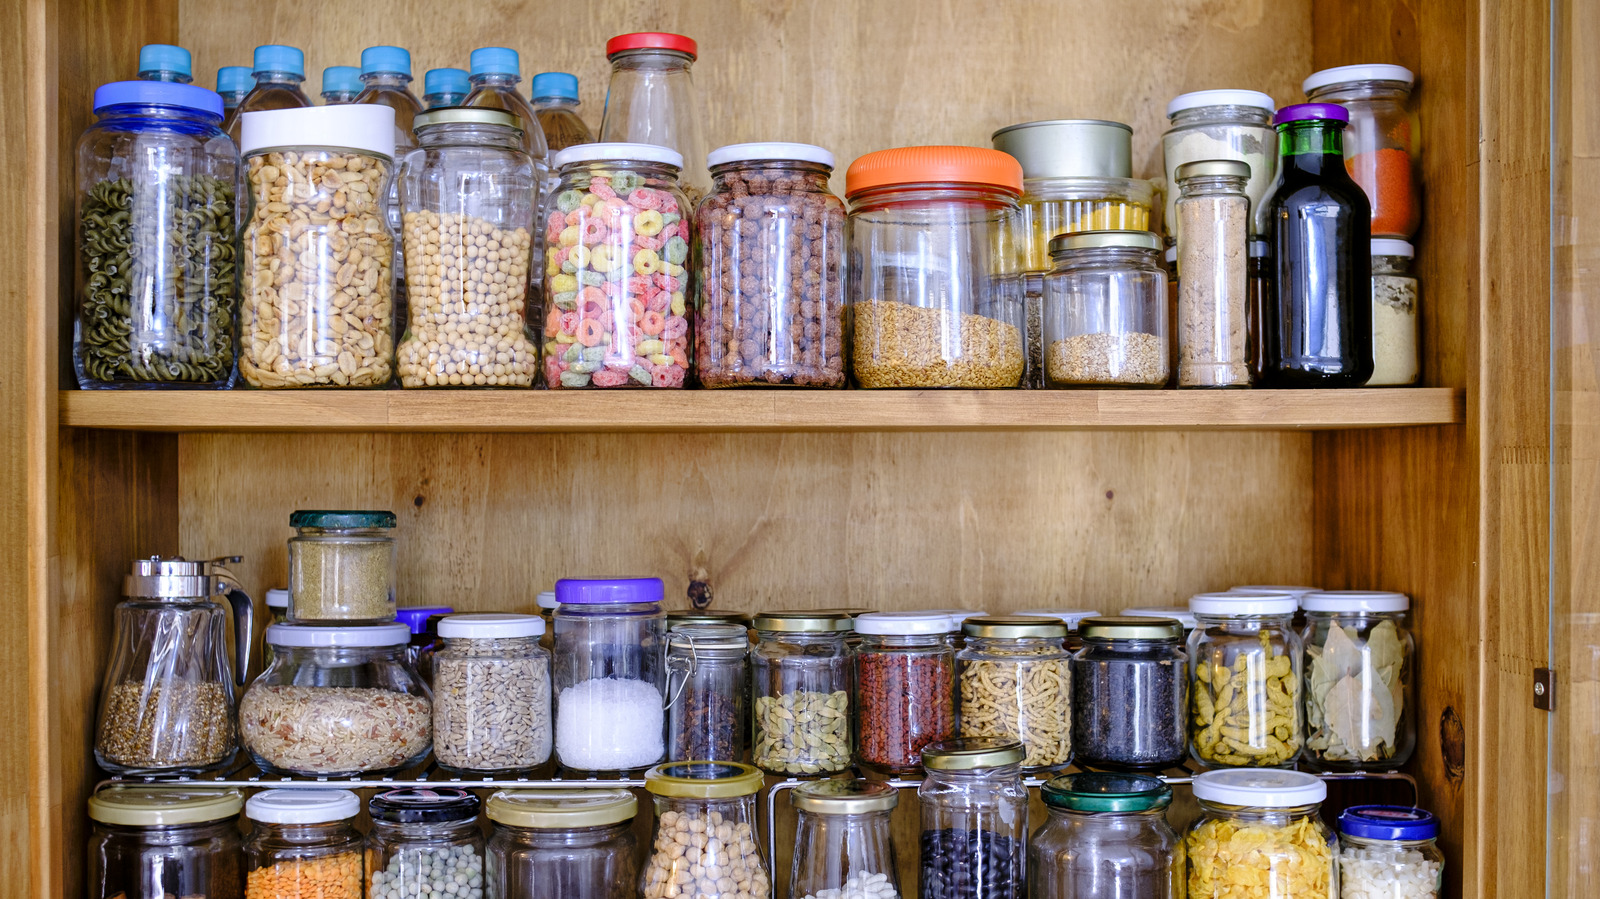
(1305, 65), (1421, 239)
(1176, 160), (1252, 388)
(1071, 616), (1188, 771)
(956, 616), (1073, 772)
(1029, 773), (1181, 899)
(598, 33), (709, 203)
(88, 787), (245, 899)
(751, 611), (854, 775)
(240, 623), (432, 777)
(366, 788), (485, 899)
(1300, 591), (1416, 769)
(1016, 177), (1155, 271)
(74, 81), (240, 389)
(1043, 229), (1170, 388)
(1338, 805), (1444, 899)
(286, 510), (397, 623)
(244, 790), (364, 899)
(487, 789), (640, 899)
(642, 762), (771, 899)
(854, 612), (958, 774)
(1187, 592), (1303, 768)
(918, 738), (1028, 899)
(1187, 770), (1336, 899)
(1162, 91), (1279, 241)
(542, 143), (693, 389)
(846, 146), (1026, 389)
(695, 143), (848, 388)
(790, 780), (902, 899)
(1370, 239), (1419, 386)
(552, 576), (668, 771)
(238, 105), (397, 388)
(666, 622), (749, 762)
(433, 613), (552, 774)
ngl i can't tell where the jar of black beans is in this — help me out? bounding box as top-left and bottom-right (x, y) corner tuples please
(1070, 616), (1188, 770)
(917, 738), (1028, 899)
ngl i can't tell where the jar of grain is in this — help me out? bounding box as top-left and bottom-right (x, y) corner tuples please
(641, 762), (771, 899)
(433, 613), (552, 775)
(286, 509), (397, 623)
(1162, 91), (1278, 242)
(552, 576), (668, 771)
(853, 611), (957, 774)
(956, 616), (1073, 772)
(88, 787), (245, 899)
(750, 611), (854, 776)
(665, 622), (749, 763)
(1042, 229), (1170, 388)
(1368, 239), (1419, 385)
(486, 789), (640, 899)
(365, 788), (485, 899)
(245, 790), (364, 899)
(1175, 160), (1252, 388)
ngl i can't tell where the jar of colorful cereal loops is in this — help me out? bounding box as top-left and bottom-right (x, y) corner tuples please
(542, 143), (692, 389)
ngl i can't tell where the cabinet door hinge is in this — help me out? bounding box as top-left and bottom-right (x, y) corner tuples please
(1534, 667), (1556, 711)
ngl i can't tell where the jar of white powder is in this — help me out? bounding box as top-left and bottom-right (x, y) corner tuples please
(1369, 240), (1420, 385)
(552, 576), (667, 771)
(1162, 90), (1278, 244)
(1337, 805), (1443, 899)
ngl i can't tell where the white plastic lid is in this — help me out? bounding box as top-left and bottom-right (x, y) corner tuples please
(1230, 585), (1320, 598)
(265, 588), (288, 609)
(1121, 606), (1198, 630)
(1192, 769), (1326, 807)
(1300, 590), (1410, 612)
(438, 612), (545, 638)
(1372, 239), (1415, 258)
(240, 104), (396, 159)
(264, 622), (411, 647)
(925, 609), (987, 631)
(1189, 591), (1297, 616)
(855, 611), (958, 635)
(246, 789), (361, 824)
(535, 590), (559, 610)
(707, 142), (835, 169)
(1165, 246), (1178, 263)
(1303, 64), (1416, 94)
(1016, 609), (1101, 629)
(552, 141), (683, 170)
(1166, 89), (1277, 117)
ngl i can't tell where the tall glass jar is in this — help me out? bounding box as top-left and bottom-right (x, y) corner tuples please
(238, 105), (397, 388)
(599, 33), (709, 203)
(1071, 616), (1187, 771)
(790, 780), (901, 899)
(1162, 90), (1278, 242)
(88, 787), (245, 899)
(75, 81), (239, 389)
(847, 147), (1026, 389)
(1176, 159), (1252, 388)
(365, 789), (485, 899)
(286, 510), (397, 623)
(666, 622), (749, 762)
(642, 762), (771, 899)
(1337, 805), (1444, 899)
(486, 789), (640, 899)
(542, 143), (692, 389)
(244, 790), (364, 899)
(956, 616), (1072, 772)
(1305, 65), (1421, 239)
(1301, 591), (1416, 770)
(1029, 773), (1181, 899)
(1370, 239), (1419, 385)
(1187, 592), (1303, 768)
(552, 576), (668, 771)
(433, 613), (552, 774)
(1187, 770), (1335, 899)
(751, 611), (854, 775)
(854, 611), (958, 774)
(1042, 229), (1169, 387)
(918, 738), (1028, 899)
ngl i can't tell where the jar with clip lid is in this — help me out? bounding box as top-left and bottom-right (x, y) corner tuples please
(666, 622), (749, 762)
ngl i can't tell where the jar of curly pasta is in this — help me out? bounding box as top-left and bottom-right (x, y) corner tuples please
(956, 615), (1072, 772)
(1186, 769), (1335, 899)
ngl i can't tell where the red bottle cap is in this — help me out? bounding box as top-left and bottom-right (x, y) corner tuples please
(606, 32), (697, 60)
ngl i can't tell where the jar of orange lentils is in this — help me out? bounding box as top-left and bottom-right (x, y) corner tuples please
(244, 789), (364, 899)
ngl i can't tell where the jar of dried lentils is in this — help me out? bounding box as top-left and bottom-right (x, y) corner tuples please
(244, 789), (364, 899)
(694, 142), (846, 387)
(853, 611), (957, 775)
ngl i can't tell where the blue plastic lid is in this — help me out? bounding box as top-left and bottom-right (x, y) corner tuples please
(93, 81), (223, 118)
(321, 66), (363, 96)
(138, 44), (192, 80)
(395, 606), (455, 635)
(555, 576), (664, 605)
(216, 66), (253, 95)
(253, 44), (305, 78)
(1339, 806), (1440, 841)
(424, 68), (471, 97)
(469, 47), (520, 78)
(361, 45), (411, 78)
(530, 72), (579, 101)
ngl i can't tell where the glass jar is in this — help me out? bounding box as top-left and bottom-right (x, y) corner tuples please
(1337, 805), (1444, 899)
(286, 510), (397, 623)
(1305, 65), (1421, 239)
(244, 790), (364, 899)
(238, 106), (397, 388)
(1015, 609), (1101, 652)
(542, 143), (693, 389)
(1071, 616), (1187, 771)
(1186, 770), (1336, 899)
(88, 787), (245, 899)
(1176, 159), (1252, 388)
(552, 576), (668, 771)
(486, 789), (639, 899)
(1300, 591), (1415, 769)
(433, 613), (552, 774)
(1187, 592), (1303, 768)
(240, 623), (432, 776)
(366, 788), (484, 899)
(1029, 773), (1181, 899)
(1042, 229), (1170, 388)
(224, 45), (312, 148)
(666, 622), (749, 762)
(642, 762), (771, 899)
(1162, 91), (1278, 241)
(695, 143), (848, 388)
(74, 81), (240, 389)
(599, 33), (709, 204)
(956, 616), (1073, 772)
(751, 611), (854, 775)
(790, 780), (902, 899)
(846, 147), (1026, 389)
(918, 738), (1028, 899)
(1016, 178), (1155, 271)
(854, 611), (958, 774)
(1370, 239), (1419, 385)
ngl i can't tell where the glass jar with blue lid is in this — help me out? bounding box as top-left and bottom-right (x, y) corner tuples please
(1337, 805), (1443, 898)
(552, 576), (668, 771)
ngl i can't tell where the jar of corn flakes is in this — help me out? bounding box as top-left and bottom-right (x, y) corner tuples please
(1185, 769), (1336, 899)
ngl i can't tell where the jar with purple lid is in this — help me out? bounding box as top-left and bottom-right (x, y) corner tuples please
(396, 605), (454, 685)
(552, 577), (667, 771)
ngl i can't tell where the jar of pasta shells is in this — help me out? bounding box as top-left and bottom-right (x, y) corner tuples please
(1187, 592), (1303, 768)
(956, 616), (1073, 773)
(1186, 770), (1336, 899)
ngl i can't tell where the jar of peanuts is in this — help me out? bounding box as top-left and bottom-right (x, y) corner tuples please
(641, 761), (771, 899)
(396, 108), (539, 387)
(542, 143), (692, 388)
(244, 789), (364, 899)
(238, 106), (397, 388)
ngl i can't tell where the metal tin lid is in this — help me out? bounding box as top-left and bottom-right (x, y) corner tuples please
(369, 788), (479, 824)
(1339, 805), (1439, 841)
(667, 622), (750, 651)
(264, 622), (411, 648)
(790, 779), (899, 814)
(487, 789), (638, 828)
(1300, 590), (1410, 613)
(1192, 769), (1326, 808)
(1175, 159), (1250, 181)
(1303, 64), (1415, 94)
(555, 576), (664, 605)
(1049, 229), (1163, 255)
(1041, 773), (1172, 813)
(415, 107), (524, 133)
(552, 142), (683, 170)
(240, 105), (396, 159)
(645, 762), (765, 799)
(246, 789), (361, 824)
(855, 611), (957, 636)
(961, 615), (1068, 639)
(991, 119), (1133, 179)
(668, 609), (751, 629)
(89, 787), (243, 827)
(1121, 606), (1198, 630)
(922, 737), (1025, 771)
(290, 510), (397, 529)
(1016, 609), (1101, 630)
(1078, 615), (1184, 642)
(438, 612), (545, 639)
(751, 610), (854, 633)
(123, 556), (240, 599)
(1189, 591), (1298, 616)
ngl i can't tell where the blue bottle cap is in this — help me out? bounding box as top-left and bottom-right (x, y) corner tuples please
(321, 65), (363, 96)
(469, 47), (520, 78)
(92, 80), (223, 119)
(424, 67), (470, 97)
(138, 44), (192, 80)
(1339, 806), (1440, 842)
(252, 44), (305, 78)
(361, 45), (411, 78)
(530, 72), (579, 101)
(394, 606), (455, 635)
(216, 66), (254, 95)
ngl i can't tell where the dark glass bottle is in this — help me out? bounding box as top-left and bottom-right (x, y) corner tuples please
(1263, 103), (1373, 387)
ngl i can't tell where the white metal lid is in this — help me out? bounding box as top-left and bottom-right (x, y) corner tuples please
(1016, 609), (1102, 629)
(1189, 591), (1298, 616)
(854, 611), (958, 635)
(1192, 769), (1326, 807)
(535, 590), (559, 610)
(1303, 64), (1416, 94)
(1372, 239), (1415, 258)
(1230, 585), (1320, 598)
(265, 588), (288, 609)
(1300, 590), (1410, 612)
(552, 141), (683, 170)
(1166, 89), (1276, 117)
(1121, 606), (1198, 630)
(265, 622), (411, 647)
(246, 789), (361, 824)
(240, 104), (396, 158)
(707, 142), (835, 169)
(438, 612), (545, 638)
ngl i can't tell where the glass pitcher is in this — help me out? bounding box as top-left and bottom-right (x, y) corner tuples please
(94, 556), (253, 775)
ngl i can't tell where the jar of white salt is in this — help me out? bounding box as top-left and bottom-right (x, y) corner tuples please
(552, 576), (667, 771)
(1369, 240), (1419, 385)
(1162, 90), (1278, 243)
(1337, 805), (1443, 899)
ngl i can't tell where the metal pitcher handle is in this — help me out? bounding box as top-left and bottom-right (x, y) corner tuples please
(206, 557), (253, 686)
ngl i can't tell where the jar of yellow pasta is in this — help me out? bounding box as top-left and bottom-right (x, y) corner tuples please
(1186, 769), (1336, 899)
(1187, 591), (1303, 768)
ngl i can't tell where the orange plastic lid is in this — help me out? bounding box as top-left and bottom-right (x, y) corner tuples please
(845, 146), (1024, 197)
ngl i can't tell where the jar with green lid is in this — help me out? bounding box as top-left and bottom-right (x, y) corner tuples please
(1187, 592), (1303, 768)
(486, 789), (639, 899)
(1187, 770), (1335, 899)
(918, 738), (1028, 899)
(1029, 773), (1181, 899)
(751, 610), (854, 775)
(366, 788), (484, 899)
(956, 616), (1072, 772)
(88, 787), (245, 899)
(641, 762), (771, 899)
(789, 780), (901, 899)
(1043, 229), (1170, 387)
(286, 510), (398, 623)
(666, 622), (749, 762)
(1072, 616), (1187, 771)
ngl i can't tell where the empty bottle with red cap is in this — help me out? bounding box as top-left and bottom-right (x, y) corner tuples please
(598, 32), (709, 203)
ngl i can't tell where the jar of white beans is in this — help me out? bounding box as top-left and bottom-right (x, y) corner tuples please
(1337, 806), (1443, 899)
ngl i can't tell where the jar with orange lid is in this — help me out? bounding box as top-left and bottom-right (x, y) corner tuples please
(846, 146), (1026, 389)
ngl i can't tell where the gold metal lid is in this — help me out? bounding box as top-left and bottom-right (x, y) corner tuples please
(645, 761), (766, 798)
(1049, 229), (1163, 255)
(485, 789), (637, 828)
(667, 609), (751, 629)
(1079, 615), (1184, 641)
(88, 787), (243, 827)
(790, 779), (899, 814)
(414, 107), (524, 134)
(961, 615), (1068, 639)
(750, 610), (854, 633)
(921, 737), (1026, 771)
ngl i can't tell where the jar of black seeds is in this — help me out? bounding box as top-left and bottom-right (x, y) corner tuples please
(1070, 616), (1187, 770)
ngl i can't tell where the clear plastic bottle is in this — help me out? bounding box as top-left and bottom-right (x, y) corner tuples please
(244, 790), (364, 899)
(1175, 159), (1252, 388)
(357, 46), (425, 342)
(424, 68), (471, 110)
(598, 32), (709, 203)
(321, 66), (363, 105)
(464, 47), (550, 169)
(137, 44), (192, 83)
(365, 789), (485, 899)
(224, 44), (312, 147)
(1029, 773), (1181, 899)
(790, 780), (901, 899)
(531, 72), (593, 152)
(216, 66), (252, 113)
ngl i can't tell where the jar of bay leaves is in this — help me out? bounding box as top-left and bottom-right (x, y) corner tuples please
(1300, 591), (1415, 770)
